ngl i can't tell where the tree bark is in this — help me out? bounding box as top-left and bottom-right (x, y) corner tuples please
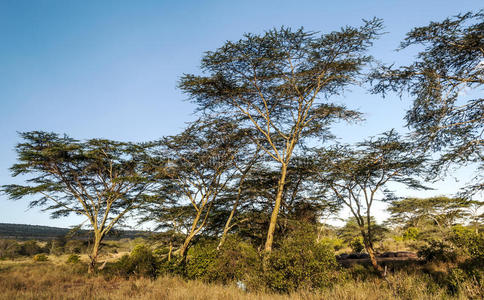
(264, 163), (288, 252)
(360, 229), (384, 275)
(88, 233), (102, 274)
(179, 208), (203, 257)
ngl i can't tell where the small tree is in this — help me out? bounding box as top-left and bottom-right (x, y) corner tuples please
(180, 22), (383, 252)
(2, 132), (160, 272)
(315, 131), (427, 273)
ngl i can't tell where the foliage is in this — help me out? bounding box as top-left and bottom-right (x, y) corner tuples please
(387, 197), (474, 230)
(418, 240), (458, 263)
(402, 227), (420, 241)
(116, 244), (159, 278)
(349, 237), (365, 253)
(370, 11), (484, 195)
(180, 22), (383, 252)
(66, 254), (81, 264)
(33, 254), (48, 262)
(263, 228), (338, 293)
(2, 132), (162, 271)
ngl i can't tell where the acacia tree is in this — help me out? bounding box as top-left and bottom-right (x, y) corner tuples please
(314, 131), (427, 273)
(150, 118), (251, 258)
(180, 22), (383, 252)
(2, 132), (160, 272)
(387, 196), (476, 232)
(370, 11), (483, 195)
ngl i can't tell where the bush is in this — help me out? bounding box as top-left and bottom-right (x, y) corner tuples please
(403, 227), (420, 241)
(0, 240), (22, 259)
(263, 228), (339, 293)
(64, 240), (87, 254)
(33, 254), (48, 262)
(418, 240), (458, 263)
(185, 241), (218, 280)
(115, 244), (158, 278)
(319, 237), (344, 251)
(20, 240), (43, 256)
(66, 254), (81, 264)
(349, 237), (364, 253)
(450, 226), (484, 261)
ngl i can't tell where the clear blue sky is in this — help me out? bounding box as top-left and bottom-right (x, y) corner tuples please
(0, 0), (481, 228)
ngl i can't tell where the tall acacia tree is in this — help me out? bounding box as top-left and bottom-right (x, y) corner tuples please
(2, 132), (160, 272)
(314, 131), (427, 273)
(179, 21), (383, 252)
(370, 11), (483, 195)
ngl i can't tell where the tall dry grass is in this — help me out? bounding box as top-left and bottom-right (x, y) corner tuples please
(0, 261), (479, 300)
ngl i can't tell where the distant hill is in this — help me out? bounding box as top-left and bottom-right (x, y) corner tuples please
(0, 223), (150, 240)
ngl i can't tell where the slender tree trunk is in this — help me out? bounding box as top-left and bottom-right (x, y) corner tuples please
(168, 242), (173, 262)
(179, 209), (203, 257)
(360, 229), (384, 275)
(264, 163), (288, 253)
(88, 233), (102, 274)
(217, 200), (238, 251)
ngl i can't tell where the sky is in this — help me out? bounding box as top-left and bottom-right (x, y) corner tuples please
(0, 0), (482, 229)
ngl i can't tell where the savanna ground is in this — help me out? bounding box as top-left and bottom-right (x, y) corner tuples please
(0, 253), (482, 300)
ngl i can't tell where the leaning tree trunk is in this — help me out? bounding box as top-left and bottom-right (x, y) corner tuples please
(264, 163), (288, 253)
(360, 229), (384, 275)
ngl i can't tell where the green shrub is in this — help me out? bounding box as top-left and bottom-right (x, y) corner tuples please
(263, 228), (339, 293)
(450, 226), (484, 260)
(0, 240), (22, 259)
(319, 237), (344, 251)
(115, 244), (158, 278)
(20, 240), (43, 256)
(349, 237), (364, 253)
(184, 236), (261, 285)
(418, 240), (458, 263)
(64, 240), (87, 254)
(185, 241), (218, 280)
(33, 254), (48, 262)
(66, 254), (81, 264)
(403, 227), (420, 241)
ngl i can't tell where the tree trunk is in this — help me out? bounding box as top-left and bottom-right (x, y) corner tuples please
(360, 230), (384, 275)
(264, 163), (288, 253)
(88, 234), (102, 274)
(217, 186), (242, 250)
(179, 210), (203, 257)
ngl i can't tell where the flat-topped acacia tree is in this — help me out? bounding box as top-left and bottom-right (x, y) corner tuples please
(179, 21), (383, 252)
(2, 132), (161, 272)
(314, 131), (428, 274)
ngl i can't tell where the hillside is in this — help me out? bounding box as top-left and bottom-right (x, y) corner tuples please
(0, 223), (149, 240)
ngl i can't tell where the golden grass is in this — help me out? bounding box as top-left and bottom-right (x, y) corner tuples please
(0, 261), (478, 300)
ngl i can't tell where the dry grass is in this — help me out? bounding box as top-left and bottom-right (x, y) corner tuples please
(0, 261), (479, 300)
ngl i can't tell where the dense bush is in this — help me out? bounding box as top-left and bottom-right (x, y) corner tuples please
(115, 244), (158, 278)
(66, 254), (81, 264)
(64, 240), (87, 254)
(185, 236), (260, 284)
(20, 240), (44, 256)
(349, 237), (364, 253)
(33, 254), (48, 262)
(418, 240), (458, 263)
(450, 225), (484, 261)
(0, 239), (22, 259)
(263, 228), (339, 293)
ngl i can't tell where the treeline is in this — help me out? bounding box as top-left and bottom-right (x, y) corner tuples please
(2, 9), (482, 289)
(0, 223), (148, 240)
